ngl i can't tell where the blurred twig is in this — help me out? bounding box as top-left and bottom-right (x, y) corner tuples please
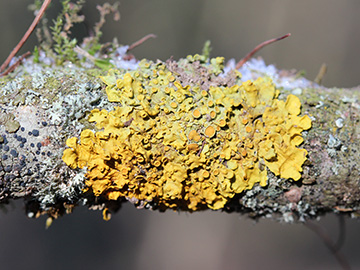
(0, 51), (31, 76)
(314, 63), (327, 85)
(236, 33), (291, 69)
(0, 0), (51, 75)
(304, 217), (351, 270)
(127, 34), (157, 52)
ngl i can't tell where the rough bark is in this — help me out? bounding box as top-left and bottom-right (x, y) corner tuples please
(0, 55), (359, 222)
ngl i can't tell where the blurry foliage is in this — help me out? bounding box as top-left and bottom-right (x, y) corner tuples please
(50, 0), (85, 64)
(83, 2), (120, 51)
(28, 0), (120, 66)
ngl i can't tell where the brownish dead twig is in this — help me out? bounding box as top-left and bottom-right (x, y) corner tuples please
(0, 0), (51, 74)
(1, 52), (31, 76)
(314, 63), (327, 85)
(235, 33), (291, 69)
(127, 34), (157, 52)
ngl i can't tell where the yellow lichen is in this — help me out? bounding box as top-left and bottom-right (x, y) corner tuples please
(62, 60), (311, 211)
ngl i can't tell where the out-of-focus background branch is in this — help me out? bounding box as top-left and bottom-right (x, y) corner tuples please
(0, 1), (359, 270)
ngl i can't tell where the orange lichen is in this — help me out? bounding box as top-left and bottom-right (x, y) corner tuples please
(205, 126), (216, 138)
(63, 59), (311, 212)
(187, 143), (199, 152)
(192, 109), (201, 118)
(188, 130), (201, 142)
(218, 119), (226, 127)
(170, 101), (178, 109)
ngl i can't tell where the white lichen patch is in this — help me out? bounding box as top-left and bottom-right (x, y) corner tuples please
(225, 58), (315, 90)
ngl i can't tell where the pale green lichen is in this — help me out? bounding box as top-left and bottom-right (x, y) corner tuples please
(0, 111), (20, 133)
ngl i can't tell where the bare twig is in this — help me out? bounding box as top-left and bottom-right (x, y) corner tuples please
(314, 63), (327, 85)
(235, 33), (291, 69)
(197, 140), (206, 156)
(304, 218), (351, 270)
(0, 0), (51, 74)
(0, 51), (31, 76)
(74, 46), (97, 62)
(334, 215), (346, 252)
(127, 34), (157, 52)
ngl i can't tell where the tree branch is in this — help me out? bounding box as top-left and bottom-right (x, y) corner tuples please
(0, 53), (359, 223)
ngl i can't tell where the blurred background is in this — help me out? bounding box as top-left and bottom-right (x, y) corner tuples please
(1, 0), (360, 269)
(1, 0), (360, 87)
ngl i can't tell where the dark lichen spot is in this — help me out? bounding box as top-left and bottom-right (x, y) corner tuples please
(4, 174), (16, 181)
(19, 158), (26, 166)
(20, 127), (25, 132)
(32, 129), (39, 137)
(4, 165), (12, 172)
(13, 164), (23, 171)
(10, 149), (18, 157)
(3, 145), (9, 152)
(36, 142), (42, 149)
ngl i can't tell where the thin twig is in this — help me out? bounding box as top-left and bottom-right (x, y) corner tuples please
(304, 219), (351, 270)
(314, 63), (327, 85)
(127, 34), (157, 52)
(0, 52), (31, 76)
(74, 46), (97, 62)
(197, 140), (206, 156)
(235, 33), (291, 69)
(334, 214), (346, 251)
(0, 0), (51, 73)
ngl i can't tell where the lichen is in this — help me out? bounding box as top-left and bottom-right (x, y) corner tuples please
(62, 59), (311, 211)
(0, 61), (108, 209)
(0, 111), (20, 133)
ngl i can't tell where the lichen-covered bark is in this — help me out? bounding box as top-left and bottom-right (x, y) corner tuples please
(296, 86), (360, 216)
(0, 56), (359, 222)
(231, 85), (360, 222)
